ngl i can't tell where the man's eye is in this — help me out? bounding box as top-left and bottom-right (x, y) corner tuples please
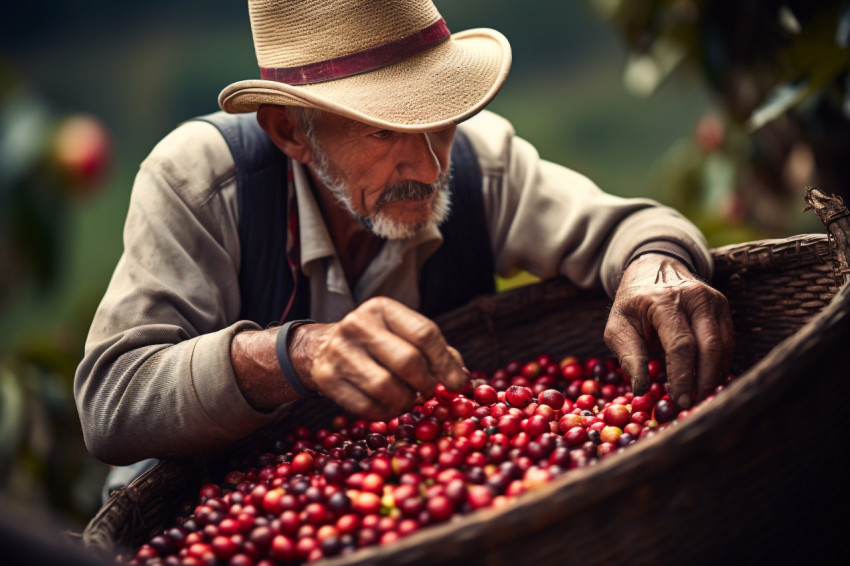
(371, 130), (390, 139)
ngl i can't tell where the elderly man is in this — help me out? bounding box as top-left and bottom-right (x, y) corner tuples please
(75, 0), (733, 475)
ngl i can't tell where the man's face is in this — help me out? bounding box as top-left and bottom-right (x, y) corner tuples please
(303, 112), (457, 239)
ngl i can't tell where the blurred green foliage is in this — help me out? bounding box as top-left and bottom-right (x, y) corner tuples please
(0, 67), (112, 532)
(594, 0), (850, 241)
(1, 0), (844, 534)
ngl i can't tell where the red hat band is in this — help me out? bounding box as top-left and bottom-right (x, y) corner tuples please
(260, 18), (450, 86)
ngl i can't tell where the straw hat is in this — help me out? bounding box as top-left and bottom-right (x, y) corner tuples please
(219, 0), (512, 132)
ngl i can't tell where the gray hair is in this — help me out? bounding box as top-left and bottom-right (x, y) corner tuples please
(286, 105), (324, 142)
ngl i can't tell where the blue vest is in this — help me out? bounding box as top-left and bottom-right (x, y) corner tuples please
(194, 111), (495, 325)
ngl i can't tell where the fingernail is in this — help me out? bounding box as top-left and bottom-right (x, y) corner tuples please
(676, 394), (691, 409)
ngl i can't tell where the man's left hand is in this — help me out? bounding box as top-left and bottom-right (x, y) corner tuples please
(604, 253), (734, 409)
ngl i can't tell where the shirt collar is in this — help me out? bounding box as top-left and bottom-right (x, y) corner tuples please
(290, 159), (445, 276)
(290, 160), (336, 275)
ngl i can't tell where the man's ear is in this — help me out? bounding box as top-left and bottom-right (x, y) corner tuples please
(256, 105), (313, 164)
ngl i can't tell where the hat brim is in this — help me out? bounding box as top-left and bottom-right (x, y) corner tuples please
(218, 29), (511, 132)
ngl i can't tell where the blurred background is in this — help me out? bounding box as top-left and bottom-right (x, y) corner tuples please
(1, 0), (847, 543)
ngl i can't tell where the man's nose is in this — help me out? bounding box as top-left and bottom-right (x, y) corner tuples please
(396, 132), (448, 185)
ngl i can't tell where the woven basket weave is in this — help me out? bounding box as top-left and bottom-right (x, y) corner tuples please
(83, 191), (850, 565)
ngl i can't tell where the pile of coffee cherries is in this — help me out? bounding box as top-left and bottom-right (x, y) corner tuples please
(121, 354), (734, 565)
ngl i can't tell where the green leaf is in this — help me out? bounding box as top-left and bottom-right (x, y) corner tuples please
(623, 36), (688, 97)
(0, 364), (25, 457)
(745, 80), (810, 132)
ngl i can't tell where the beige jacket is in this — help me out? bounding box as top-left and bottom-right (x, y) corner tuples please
(74, 110), (711, 465)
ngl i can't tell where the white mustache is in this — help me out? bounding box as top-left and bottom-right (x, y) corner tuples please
(377, 181), (436, 205)
(376, 172), (450, 206)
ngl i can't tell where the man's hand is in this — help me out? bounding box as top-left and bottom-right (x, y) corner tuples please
(289, 297), (468, 420)
(604, 254), (734, 409)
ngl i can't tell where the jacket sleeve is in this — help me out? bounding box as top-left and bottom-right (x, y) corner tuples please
(73, 121), (290, 465)
(459, 111), (712, 297)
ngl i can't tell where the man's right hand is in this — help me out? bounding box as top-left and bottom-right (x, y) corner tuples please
(288, 297), (468, 420)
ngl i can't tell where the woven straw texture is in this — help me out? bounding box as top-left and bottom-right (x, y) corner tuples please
(249, 0), (442, 66)
(83, 193), (850, 565)
(220, 1), (512, 131)
(220, 29), (510, 129)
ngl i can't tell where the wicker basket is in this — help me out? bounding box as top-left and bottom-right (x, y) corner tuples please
(83, 191), (850, 565)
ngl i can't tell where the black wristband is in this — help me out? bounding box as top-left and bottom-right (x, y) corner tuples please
(275, 319), (318, 398)
(625, 242), (697, 274)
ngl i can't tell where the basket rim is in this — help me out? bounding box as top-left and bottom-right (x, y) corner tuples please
(317, 270), (850, 566)
(84, 230), (849, 563)
(318, 231), (850, 565)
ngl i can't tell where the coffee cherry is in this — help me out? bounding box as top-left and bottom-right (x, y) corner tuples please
(616, 433), (636, 448)
(564, 426), (589, 447)
(517, 360), (538, 380)
(653, 399), (680, 423)
(497, 415), (522, 437)
(575, 394), (597, 411)
(434, 383), (459, 404)
(414, 417), (440, 441)
(353, 492), (381, 515)
(505, 385), (534, 407)
(126, 350), (736, 566)
(211, 536), (239, 561)
(647, 359), (663, 381)
(474, 384), (499, 406)
(580, 380), (601, 397)
(228, 554), (255, 566)
(600, 426), (623, 444)
(537, 389), (566, 410)
(631, 393), (658, 414)
(649, 382), (666, 399)
(291, 452), (314, 474)
(525, 414), (550, 439)
(450, 397), (477, 419)
(602, 404), (631, 428)
(623, 422), (643, 437)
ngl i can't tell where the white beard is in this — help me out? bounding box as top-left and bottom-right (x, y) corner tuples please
(308, 140), (452, 240)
